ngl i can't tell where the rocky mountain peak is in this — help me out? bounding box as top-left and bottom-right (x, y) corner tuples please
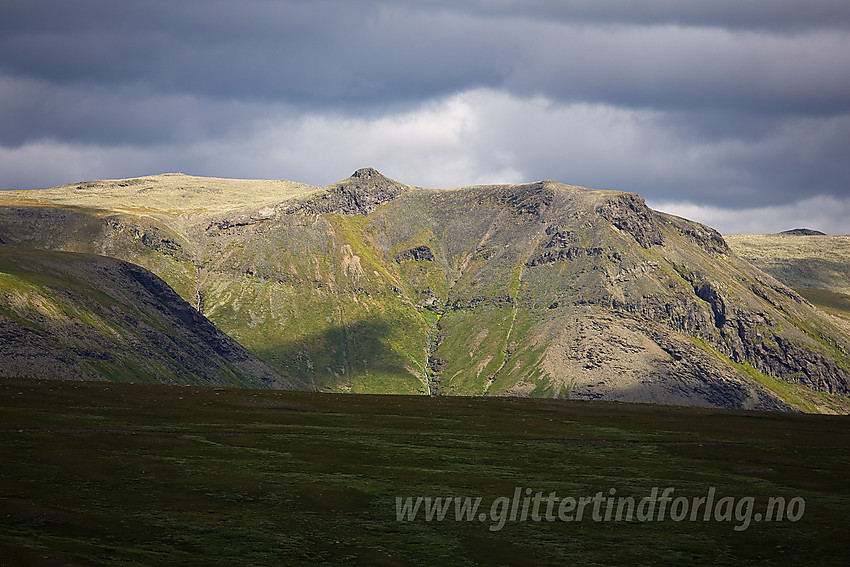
(351, 167), (382, 179)
(302, 167), (408, 215)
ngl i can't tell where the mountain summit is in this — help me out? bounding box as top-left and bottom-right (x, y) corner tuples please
(779, 228), (827, 236)
(1, 171), (849, 412)
(299, 168), (409, 215)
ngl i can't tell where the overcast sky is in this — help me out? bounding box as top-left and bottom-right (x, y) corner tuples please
(1, 1), (848, 233)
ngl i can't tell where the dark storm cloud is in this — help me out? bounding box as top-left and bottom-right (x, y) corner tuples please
(457, 0), (850, 31)
(0, 75), (281, 146)
(506, 24), (850, 115)
(0, 1), (508, 105)
(1, 0), (848, 231)
(5, 0), (846, 111)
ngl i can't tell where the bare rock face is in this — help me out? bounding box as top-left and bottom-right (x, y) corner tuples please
(104, 217), (190, 261)
(606, 283), (850, 397)
(657, 213), (729, 254)
(694, 281), (728, 329)
(489, 181), (554, 219)
(597, 193), (664, 248)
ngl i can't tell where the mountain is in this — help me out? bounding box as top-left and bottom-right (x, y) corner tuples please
(2, 169), (849, 412)
(0, 245), (291, 388)
(778, 228), (827, 236)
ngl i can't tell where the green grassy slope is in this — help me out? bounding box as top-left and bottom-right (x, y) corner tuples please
(1, 378), (849, 565)
(796, 288), (850, 321)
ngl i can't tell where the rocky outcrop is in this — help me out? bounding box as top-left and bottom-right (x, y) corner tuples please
(302, 168), (407, 215)
(489, 182), (554, 219)
(205, 216), (273, 235)
(528, 246), (607, 267)
(597, 193), (664, 248)
(656, 212), (729, 254)
(694, 281), (728, 329)
(395, 245), (435, 262)
(722, 314), (850, 395)
(526, 225), (611, 266)
(602, 273), (850, 396)
(104, 217), (190, 260)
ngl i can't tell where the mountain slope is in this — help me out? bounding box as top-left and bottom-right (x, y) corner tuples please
(2, 170), (849, 412)
(0, 245), (292, 388)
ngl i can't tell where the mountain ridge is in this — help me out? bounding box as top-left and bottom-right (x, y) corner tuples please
(2, 169), (849, 412)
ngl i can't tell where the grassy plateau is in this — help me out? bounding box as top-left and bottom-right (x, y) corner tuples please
(1, 378), (849, 566)
(726, 233), (850, 322)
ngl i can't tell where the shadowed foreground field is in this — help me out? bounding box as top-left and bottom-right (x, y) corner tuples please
(1, 379), (849, 566)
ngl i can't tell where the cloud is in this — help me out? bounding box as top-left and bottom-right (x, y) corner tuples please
(0, 141), (168, 190)
(3, 1), (848, 113)
(506, 24), (850, 115)
(650, 195), (850, 235)
(0, 75), (273, 146)
(2, 86), (848, 235)
(457, 0), (850, 31)
(0, 88), (839, 194)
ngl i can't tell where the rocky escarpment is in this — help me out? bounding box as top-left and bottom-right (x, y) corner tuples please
(656, 212), (729, 254)
(564, 215), (850, 398)
(527, 226), (610, 267)
(487, 181), (555, 219)
(550, 197), (850, 398)
(673, 268), (850, 395)
(602, 280), (850, 397)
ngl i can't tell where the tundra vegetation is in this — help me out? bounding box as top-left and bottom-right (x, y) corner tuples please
(1, 378), (848, 565)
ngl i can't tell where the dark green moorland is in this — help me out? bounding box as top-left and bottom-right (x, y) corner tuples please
(1, 379), (849, 566)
